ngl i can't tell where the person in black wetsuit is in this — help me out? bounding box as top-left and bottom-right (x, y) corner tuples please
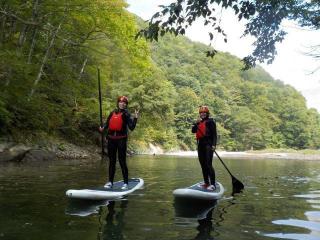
(192, 106), (217, 191)
(99, 96), (139, 190)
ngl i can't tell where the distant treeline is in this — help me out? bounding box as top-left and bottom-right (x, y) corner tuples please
(0, 0), (319, 151)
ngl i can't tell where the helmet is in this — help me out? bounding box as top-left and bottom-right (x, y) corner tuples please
(199, 106), (209, 114)
(117, 96), (128, 104)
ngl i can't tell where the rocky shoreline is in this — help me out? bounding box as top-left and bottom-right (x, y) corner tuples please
(0, 142), (99, 163)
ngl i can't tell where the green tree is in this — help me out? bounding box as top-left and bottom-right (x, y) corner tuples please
(138, 0), (320, 68)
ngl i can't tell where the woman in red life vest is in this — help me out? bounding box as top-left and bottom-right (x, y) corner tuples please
(192, 106), (217, 191)
(99, 96), (139, 190)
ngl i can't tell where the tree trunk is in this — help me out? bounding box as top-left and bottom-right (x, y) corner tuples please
(27, 28), (37, 63)
(9, 18), (16, 40)
(78, 58), (87, 80)
(1, 14), (7, 43)
(5, 68), (11, 86)
(27, 0), (39, 63)
(18, 24), (28, 47)
(29, 22), (62, 98)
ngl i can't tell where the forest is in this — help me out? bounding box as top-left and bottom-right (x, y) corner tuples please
(1, 0), (320, 152)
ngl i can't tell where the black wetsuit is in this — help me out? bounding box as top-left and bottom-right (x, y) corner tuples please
(192, 118), (217, 186)
(104, 108), (137, 184)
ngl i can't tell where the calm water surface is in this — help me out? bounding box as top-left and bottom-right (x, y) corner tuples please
(1, 155), (320, 240)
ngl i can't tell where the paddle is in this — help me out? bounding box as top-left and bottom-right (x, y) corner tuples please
(97, 68), (106, 156)
(214, 150), (244, 194)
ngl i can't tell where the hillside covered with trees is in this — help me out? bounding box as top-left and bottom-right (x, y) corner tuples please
(1, 0), (320, 152)
(151, 33), (320, 150)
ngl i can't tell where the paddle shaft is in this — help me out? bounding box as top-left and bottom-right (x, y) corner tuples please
(214, 150), (233, 177)
(214, 149), (244, 192)
(97, 68), (104, 155)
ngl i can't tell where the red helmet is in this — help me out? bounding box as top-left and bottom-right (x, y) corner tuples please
(117, 96), (128, 104)
(199, 106), (209, 113)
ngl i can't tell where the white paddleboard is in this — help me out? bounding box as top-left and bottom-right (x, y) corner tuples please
(66, 178), (144, 200)
(173, 182), (224, 201)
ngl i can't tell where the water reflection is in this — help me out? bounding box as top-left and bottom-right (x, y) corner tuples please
(3, 156), (320, 240)
(65, 199), (109, 217)
(65, 199), (128, 240)
(101, 201), (128, 240)
(174, 199), (217, 220)
(174, 199), (217, 240)
(193, 210), (215, 240)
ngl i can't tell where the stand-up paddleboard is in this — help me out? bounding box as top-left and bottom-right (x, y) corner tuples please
(173, 182), (224, 201)
(66, 178), (144, 200)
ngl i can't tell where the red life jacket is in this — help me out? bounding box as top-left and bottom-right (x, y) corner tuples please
(109, 112), (123, 131)
(196, 120), (207, 139)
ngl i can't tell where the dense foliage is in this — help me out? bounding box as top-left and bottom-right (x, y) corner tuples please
(150, 34), (320, 150)
(0, 0), (319, 151)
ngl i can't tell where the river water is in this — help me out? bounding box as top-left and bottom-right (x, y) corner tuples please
(1, 155), (320, 240)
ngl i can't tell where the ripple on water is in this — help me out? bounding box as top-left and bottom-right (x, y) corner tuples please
(261, 219), (320, 240)
(272, 219), (320, 232)
(310, 190), (320, 193)
(294, 194), (320, 199)
(305, 211), (320, 221)
(295, 192), (320, 209)
(280, 176), (312, 183)
(260, 188), (320, 240)
(307, 199), (320, 204)
(263, 233), (320, 240)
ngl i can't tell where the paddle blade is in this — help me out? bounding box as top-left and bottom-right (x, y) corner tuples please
(214, 150), (245, 195)
(232, 176), (244, 194)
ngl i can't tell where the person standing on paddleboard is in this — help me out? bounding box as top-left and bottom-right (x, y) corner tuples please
(192, 106), (217, 191)
(99, 96), (139, 190)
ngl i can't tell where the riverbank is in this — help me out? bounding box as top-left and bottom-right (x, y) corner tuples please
(1, 140), (320, 163)
(0, 141), (100, 163)
(164, 150), (320, 161)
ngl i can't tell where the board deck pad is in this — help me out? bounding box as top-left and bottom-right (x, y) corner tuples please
(188, 183), (221, 193)
(173, 182), (224, 200)
(90, 178), (141, 192)
(66, 178), (144, 200)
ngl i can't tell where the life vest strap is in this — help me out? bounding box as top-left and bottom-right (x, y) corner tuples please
(108, 134), (127, 140)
